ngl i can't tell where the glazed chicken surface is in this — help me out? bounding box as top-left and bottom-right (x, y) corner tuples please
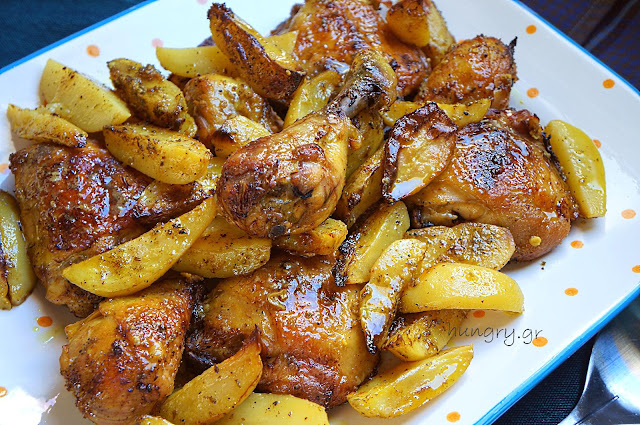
(9, 142), (150, 317)
(186, 252), (378, 408)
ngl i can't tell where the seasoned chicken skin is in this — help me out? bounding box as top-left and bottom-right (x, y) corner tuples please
(407, 109), (578, 260)
(277, 0), (429, 96)
(60, 279), (193, 425)
(9, 142), (149, 316)
(186, 253), (378, 408)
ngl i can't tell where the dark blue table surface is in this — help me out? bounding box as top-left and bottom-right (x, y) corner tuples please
(0, 1), (637, 424)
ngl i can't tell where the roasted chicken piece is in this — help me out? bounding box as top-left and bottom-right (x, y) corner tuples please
(275, 0), (429, 97)
(9, 142), (150, 316)
(416, 35), (517, 109)
(186, 253), (377, 408)
(406, 109), (578, 260)
(60, 278), (193, 425)
(217, 49), (397, 238)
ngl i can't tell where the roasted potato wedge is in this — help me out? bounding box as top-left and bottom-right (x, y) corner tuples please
(0, 191), (37, 308)
(63, 197), (216, 297)
(400, 262), (524, 313)
(381, 99), (490, 128)
(360, 238), (427, 352)
(348, 345), (473, 418)
(334, 146), (384, 228)
(421, 0), (456, 66)
(210, 115), (270, 158)
(104, 124), (210, 185)
(274, 218), (347, 257)
(545, 120), (606, 218)
(173, 215), (271, 279)
(6, 104), (87, 147)
(334, 201), (410, 285)
(159, 333), (262, 425)
(208, 4), (304, 99)
(137, 416), (174, 425)
(108, 58), (196, 136)
(40, 59), (131, 132)
(216, 393), (329, 425)
(382, 310), (468, 361)
(386, 0), (431, 47)
(348, 109), (385, 178)
(284, 70), (342, 128)
(382, 102), (457, 201)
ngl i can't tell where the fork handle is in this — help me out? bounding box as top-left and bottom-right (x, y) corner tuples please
(558, 395), (640, 425)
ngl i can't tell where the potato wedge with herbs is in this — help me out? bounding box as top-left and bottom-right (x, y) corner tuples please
(274, 218), (347, 257)
(360, 239), (427, 352)
(210, 115), (270, 158)
(216, 393), (329, 425)
(545, 120), (606, 218)
(284, 70), (342, 127)
(382, 102), (457, 201)
(159, 333), (262, 425)
(173, 215), (271, 279)
(381, 99), (490, 128)
(400, 262), (524, 313)
(63, 197), (216, 297)
(0, 191), (37, 308)
(208, 4), (304, 99)
(334, 201), (410, 285)
(382, 310), (468, 361)
(348, 345), (473, 418)
(6, 104), (87, 147)
(421, 0), (456, 66)
(386, 0), (431, 47)
(334, 147), (384, 228)
(40, 59), (130, 132)
(108, 58), (196, 136)
(104, 124), (210, 185)
(348, 109), (386, 179)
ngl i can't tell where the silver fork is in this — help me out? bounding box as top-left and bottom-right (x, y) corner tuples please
(558, 297), (640, 425)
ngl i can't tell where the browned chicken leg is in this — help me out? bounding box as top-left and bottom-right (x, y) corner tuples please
(217, 49), (397, 238)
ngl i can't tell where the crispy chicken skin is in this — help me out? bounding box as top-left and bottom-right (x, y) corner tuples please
(60, 279), (193, 425)
(277, 0), (429, 97)
(217, 49), (396, 238)
(416, 35), (517, 109)
(407, 109), (578, 260)
(9, 142), (149, 316)
(186, 253), (378, 408)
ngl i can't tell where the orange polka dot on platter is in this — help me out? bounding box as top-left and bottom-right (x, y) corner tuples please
(603, 79), (615, 89)
(564, 288), (578, 296)
(0, 386), (6, 397)
(86, 44), (100, 57)
(532, 336), (548, 347)
(527, 88), (539, 98)
(152, 38), (164, 48)
(526, 25), (537, 34)
(570, 240), (583, 249)
(593, 139), (602, 148)
(622, 209), (636, 219)
(0, 163), (9, 174)
(37, 316), (53, 327)
(473, 310), (485, 318)
(447, 411), (461, 422)
(632, 265), (640, 273)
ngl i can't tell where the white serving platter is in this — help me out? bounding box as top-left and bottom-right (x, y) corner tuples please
(0, 1), (639, 424)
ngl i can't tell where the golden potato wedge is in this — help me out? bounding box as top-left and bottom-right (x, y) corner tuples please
(173, 215), (271, 279)
(545, 120), (606, 218)
(0, 247), (10, 310)
(210, 115), (270, 158)
(334, 146), (384, 228)
(348, 109), (385, 178)
(63, 197), (216, 297)
(334, 201), (410, 285)
(136, 416), (174, 425)
(108, 58), (196, 136)
(0, 191), (37, 307)
(348, 345), (473, 418)
(406, 222), (516, 270)
(104, 124), (210, 185)
(40, 59), (131, 132)
(360, 239), (427, 352)
(381, 99), (490, 128)
(400, 262), (524, 313)
(208, 4), (304, 99)
(382, 310), (468, 361)
(382, 102), (457, 201)
(216, 393), (329, 425)
(284, 70), (342, 128)
(6, 104), (87, 147)
(159, 334), (262, 425)
(387, 0), (431, 47)
(274, 218), (347, 257)
(421, 0), (456, 67)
